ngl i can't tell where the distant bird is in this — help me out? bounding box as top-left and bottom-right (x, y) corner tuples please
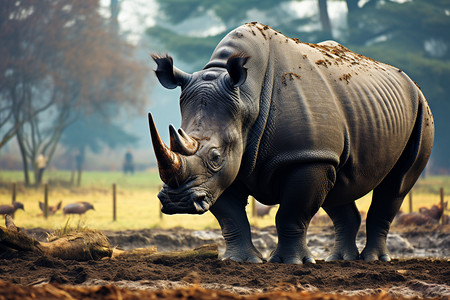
(39, 201), (62, 216)
(255, 202), (275, 217)
(0, 201), (24, 218)
(63, 202), (95, 216)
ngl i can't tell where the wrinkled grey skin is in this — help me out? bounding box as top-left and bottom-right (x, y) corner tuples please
(150, 23), (434, 264)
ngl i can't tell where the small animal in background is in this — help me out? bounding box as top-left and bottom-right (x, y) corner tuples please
(255, 202), (274, 217)
(395, 202), (447, 226)
(63, 202), (94, 216)
(39, 201), (62, 216)
(419, 202), (447, 221)
(0, 201), (24, 218)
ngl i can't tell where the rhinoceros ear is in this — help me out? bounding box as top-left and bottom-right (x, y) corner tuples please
(226, 54), (249, 87)
(151, 54), (191, 89)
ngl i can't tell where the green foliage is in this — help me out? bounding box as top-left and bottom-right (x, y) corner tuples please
(413, 176), (450, 195)
(0, 170), (162, 191)
(346, 0), (450, 51)
(157, 0), (291, 26)
(148, 0), (319, 68)
(147, 26), (224, 70)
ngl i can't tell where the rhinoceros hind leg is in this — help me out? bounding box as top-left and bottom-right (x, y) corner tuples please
(323, 202), (361, 261)
(362, 188), (409, 262)
(269, 164), (336, 264)
(210, 185), (264, 263)
(362, 101), (433, 262)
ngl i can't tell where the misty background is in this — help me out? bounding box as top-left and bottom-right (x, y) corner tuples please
(1, 0), (449, 186)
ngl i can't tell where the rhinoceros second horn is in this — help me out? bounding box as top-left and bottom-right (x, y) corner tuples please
(169, 125), (198, 155)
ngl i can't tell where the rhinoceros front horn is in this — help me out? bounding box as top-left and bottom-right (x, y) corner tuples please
(148, 113), (184, 187)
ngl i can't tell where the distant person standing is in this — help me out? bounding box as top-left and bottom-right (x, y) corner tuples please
(36, 153), (47, 185)
(123, 149), (134, 175)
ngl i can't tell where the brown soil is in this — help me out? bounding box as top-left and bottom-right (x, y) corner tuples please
(0, 226), (449, 299)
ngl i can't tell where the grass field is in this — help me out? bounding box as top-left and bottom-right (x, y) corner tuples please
(0, 170), (448, 231)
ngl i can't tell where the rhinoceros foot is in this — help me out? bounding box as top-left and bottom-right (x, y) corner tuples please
(360, 247), (391, 262)
(222, 246), (264, 263)
(268, 246), (316, 264)
(325, 245), (360, 261)
(360, 219), (392, 261)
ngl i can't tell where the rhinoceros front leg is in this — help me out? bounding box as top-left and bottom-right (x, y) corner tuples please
(209, 184), (264, 263)
(269, 164), (336, 264)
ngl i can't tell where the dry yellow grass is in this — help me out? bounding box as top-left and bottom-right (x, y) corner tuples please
(0, 171), (447, 231)
(0, 186), (219, 230)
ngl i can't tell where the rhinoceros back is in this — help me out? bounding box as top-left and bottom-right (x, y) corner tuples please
(206, 23), (429, 201)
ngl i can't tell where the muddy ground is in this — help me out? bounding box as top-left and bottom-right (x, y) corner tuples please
(0, 225), (449, 299)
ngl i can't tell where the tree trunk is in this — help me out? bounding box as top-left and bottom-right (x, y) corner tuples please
(76, 147), (85, 187)
(318, 0), (333, 40)
(345, 0), (360, 35)
(16, 130), (30, 186)
(76, 170), (82, 187)
(70, 169), (75, 186)
(110, 0), (120, 34)
(345, 0), (359, 13)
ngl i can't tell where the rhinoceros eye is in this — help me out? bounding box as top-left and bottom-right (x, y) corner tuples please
(207, 148), (223, 172)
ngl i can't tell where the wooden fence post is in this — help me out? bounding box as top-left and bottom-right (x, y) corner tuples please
(440, 187), (445, 225)
(11, 183), (16, 204)
(113, 183), (117, 222)
(44, 184), (48, 219)
(408, 191), (413, 213)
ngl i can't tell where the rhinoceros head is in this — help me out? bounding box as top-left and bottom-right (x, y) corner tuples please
(149, 54), (249, 214)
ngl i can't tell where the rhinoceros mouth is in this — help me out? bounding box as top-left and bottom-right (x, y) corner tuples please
(157, 187), (212, 215)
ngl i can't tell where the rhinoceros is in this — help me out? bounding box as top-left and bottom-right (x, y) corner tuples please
(148, 22), (434, 264)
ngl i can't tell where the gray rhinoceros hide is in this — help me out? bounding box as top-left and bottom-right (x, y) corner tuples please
(149, 23), (434, 264)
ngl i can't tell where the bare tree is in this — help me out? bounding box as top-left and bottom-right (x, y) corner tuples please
(0, 0), (149, 185)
